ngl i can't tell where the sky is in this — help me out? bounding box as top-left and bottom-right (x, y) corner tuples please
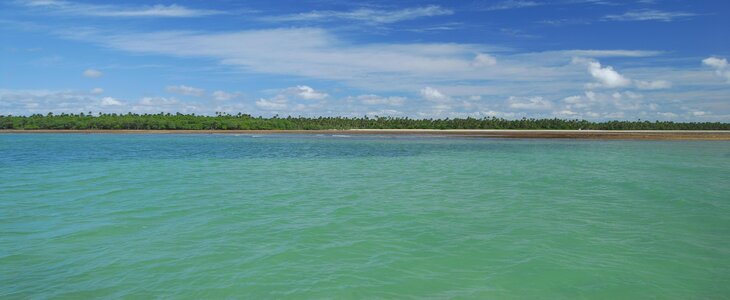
(1, 0), (729, 121)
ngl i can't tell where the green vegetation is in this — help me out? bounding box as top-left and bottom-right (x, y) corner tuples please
(1, 113), (728, 130)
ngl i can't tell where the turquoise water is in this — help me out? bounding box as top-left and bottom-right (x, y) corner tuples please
(1, 134), (729, 299)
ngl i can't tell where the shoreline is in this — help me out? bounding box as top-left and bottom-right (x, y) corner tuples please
(2, 129), (730, 140)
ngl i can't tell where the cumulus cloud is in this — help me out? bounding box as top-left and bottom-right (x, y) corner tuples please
(139, 96), (179, 106)
(356, 94), (406, 106)
(554, 109), (578, 117)
(574, 58), (671, 90)
(83, 68), (103, 78)
(507, 96), (552, 110)
(0, 89), (225, 115)
(657, 112), (678, 118)
(364, 109), (405, 117)
(209, 90), (245, 102)
(562, 90), (647, 112)
(212, 91), (232, 101)
(100, 96), (122, 106)
(255, 96), (288, 110)
(264, 5), (452, 24)
(584, 60), (632, 88)
(210, 90), (236, 101)
(286, 85), (328, 100)
(0, 89), (122, 115)
(90, 87), (104, 94)
(129, 97), (206, 114)
(703, 57), (728, 69)
(420, 87), (450, 102)
(472, 53), (497, 67)
(166, 85), (205, 97)
(611, 91), (643, 110)
(20, 1), (223, 17)
(563, 95), (583, 104)
(251, 86), (328, 112)
(702, 56), (730, 83)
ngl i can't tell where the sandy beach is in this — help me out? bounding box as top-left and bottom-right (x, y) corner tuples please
(2, 129), (730, 140)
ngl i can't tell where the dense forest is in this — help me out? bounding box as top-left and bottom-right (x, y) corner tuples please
(0, 113), (728, 130)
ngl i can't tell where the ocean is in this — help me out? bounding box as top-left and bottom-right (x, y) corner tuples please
(1, 133), (729, 298)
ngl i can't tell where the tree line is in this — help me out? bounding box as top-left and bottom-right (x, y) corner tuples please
(1, 113), (728, 130)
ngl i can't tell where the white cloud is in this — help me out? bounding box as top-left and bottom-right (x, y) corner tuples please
(42, 27), (728, 121)
(555, 109), (578, 117)
(1, 87), (728, 121)
(68, 28), (676, 96)
(507, 96), (553, 110)
(212, 90), (232, 101)
(287, 85), (328, 100)
(611, 91), (642, 110)
(563, 50), (662, 57)
(166, 85), (205, 97)
(139, 96), (178, 106)
(657, 112), (678, 118)
(211, 90), (234, 101)
(255, 96), (288, 110)
(635, 80), (671, 90)
(0, 89), (126, 115)
(420, 87), (450, 103)
(703, 57), (728, 69)
(577, 59), (631, 88)
(251, 86), (327, 113)
(604, 10), (696, 22)
(702, 56), (730, 83)
(562, 90), (647, 112)
(483, 0), (622, 12)
(100, 96), (122, 106)
(563, 95), (582, 104)
(576, 58), (671, 90)
(587, 61), (631, 88)
(93, 4), (220, 17)
(484, 1), (542, 11)
(356, 94), (406, 106)
(603, 111), (625, 119)
(365, 109), (404, 117)
(264, 5), (452, 24)
(74, 28), (496, 88)
(472, 53), (497, 67)
(83, 68), (103, 78)
(130, 97), (203, 114)
(623, 91), (643, 100)
(20, 1), (222, 17)
(90, 87), (104, 94)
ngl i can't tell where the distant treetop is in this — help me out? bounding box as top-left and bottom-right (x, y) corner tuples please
(1, 113), (728, 130)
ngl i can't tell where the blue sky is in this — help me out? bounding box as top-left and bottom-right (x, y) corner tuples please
(1, 0), (729, 120)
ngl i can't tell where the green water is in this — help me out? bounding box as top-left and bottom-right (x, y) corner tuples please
(1, 134), (729, 299)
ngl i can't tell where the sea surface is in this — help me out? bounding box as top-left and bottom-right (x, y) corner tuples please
(1, 134), (729, 299)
